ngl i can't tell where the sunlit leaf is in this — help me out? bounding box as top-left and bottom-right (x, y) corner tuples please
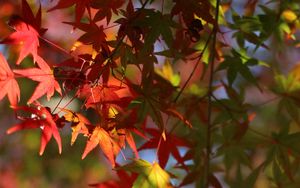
(118, 159), (172, 188)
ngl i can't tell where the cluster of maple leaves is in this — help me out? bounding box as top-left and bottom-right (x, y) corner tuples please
(0, 0), (216, 187)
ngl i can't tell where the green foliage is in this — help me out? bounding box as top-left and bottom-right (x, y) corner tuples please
(217, 49), (260, 88)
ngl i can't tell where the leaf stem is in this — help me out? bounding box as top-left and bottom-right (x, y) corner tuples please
(204, 0), (221, 187)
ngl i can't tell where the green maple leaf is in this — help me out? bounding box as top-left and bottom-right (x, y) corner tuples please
(217, 49), (261, 90)
(137, 10), (176, 54)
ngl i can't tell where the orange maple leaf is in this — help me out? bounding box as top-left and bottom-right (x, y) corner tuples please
(61, 108), (91, 145)
(82, 126), (118, 167)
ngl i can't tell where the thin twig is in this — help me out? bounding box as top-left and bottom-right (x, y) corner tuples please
(39, 36), (83, 60)
(51, 92), (66, 114)
(173, 29), (214, 103)
(251, 96), (280, 108)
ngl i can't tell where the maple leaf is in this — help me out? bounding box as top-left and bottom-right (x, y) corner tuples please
(217, 49), (262, 90)
(89, 181), (119, 188)
(155, 60), (181, 87)
(232, 113), (256, 141)
(164, 108), (192, 128)
(139, 11), (175, 54)
(91, 0), (125, 24)
(0, 0), (47, 65)
(0, 20), (39, 65)
(0, 52), (20, 105)
(124, 130), (139, 158)
(61, 108), (91, 145)
(158, 28), (197, 60)
(56, 52), (114, 85)
(82, 126), (118, 167)
(115, 0), (145, 50)
(77, 84), (122, 109)
(118, 159), (172, 188)
(6, 104), (62, 155)
(171, 0), (214, 25)
(112, 128), (139, 158)
(48, 0), (91, 26)
(20, 0), (47, 35)
(64, 21), (107, 52)
(139, 128), (191, 169)
(179, 171), (222, 188)
(13, 56), (62, 104)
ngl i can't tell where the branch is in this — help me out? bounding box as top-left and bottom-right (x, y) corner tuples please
(204, 0), (221, 187)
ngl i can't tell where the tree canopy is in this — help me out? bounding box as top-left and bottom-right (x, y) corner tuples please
(1, 0), (300, 187)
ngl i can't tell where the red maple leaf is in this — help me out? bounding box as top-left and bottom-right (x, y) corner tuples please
(82, 126), (118, 167)
(77, 84), (122, 109)
(13, 56), (62, 104)
(48, 0), (91, 26)
(164, 108), (192, 128)
(6, 104), (62, 155)
(89, 181), (120, 188)
(0, 52), (20, 105)
(0, 0), (47, 65)
(139, 128), (191, 169)
(20, 0), (47, 35)
(115, 0), (145, 49)
(64, 21), (108, 52)
(0, 21), (39, 65)
(90, 0), (125, 24)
